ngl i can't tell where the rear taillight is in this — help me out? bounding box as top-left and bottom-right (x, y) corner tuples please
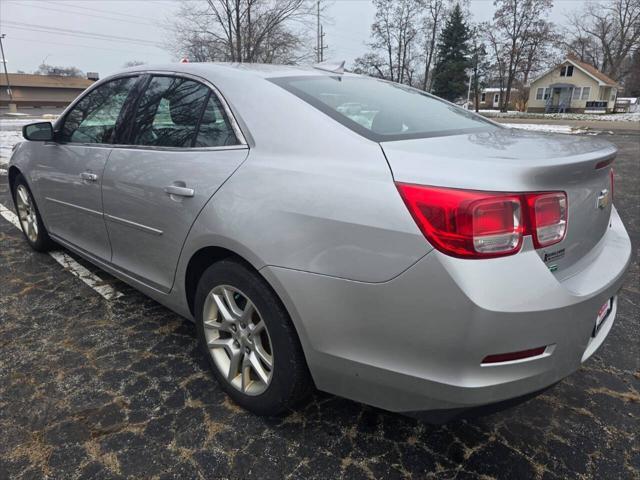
(528, 192), (567, 248)
(396, 183), (567, 259)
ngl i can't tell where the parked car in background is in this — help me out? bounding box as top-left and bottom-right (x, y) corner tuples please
(9, 63), (631, 421)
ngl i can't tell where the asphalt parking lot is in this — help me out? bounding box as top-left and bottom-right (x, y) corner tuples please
(0, 131), (638, 479)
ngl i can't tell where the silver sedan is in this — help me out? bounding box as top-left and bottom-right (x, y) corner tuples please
(9, 63), (631, 421)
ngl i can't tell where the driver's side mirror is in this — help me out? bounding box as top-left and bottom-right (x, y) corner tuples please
(22, 122), (54, 141)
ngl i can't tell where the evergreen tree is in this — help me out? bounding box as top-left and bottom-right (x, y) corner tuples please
(431, 4), (471, 101)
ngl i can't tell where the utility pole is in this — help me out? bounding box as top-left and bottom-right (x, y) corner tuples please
(315, 1), (328, 63)
(0, 34), (15, 112)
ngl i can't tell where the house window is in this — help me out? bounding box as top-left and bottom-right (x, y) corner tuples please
(560, 65), (574, 77)
(536, 88), (544, 100)
(543, 88), (550, 100)
(572, 87), (581, 100)
(581, 87), (591, 100)
(481, 92), (486, 102)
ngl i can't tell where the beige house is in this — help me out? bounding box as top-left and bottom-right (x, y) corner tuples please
(0, 74), (96, 108)
(527, 56), (619, 113)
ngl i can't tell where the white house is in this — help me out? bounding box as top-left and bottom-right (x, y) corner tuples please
(527, 55), (619, 113)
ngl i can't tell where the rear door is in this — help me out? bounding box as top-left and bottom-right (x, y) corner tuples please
(36, 75), (140, 259)
(102, 74), (248, 293)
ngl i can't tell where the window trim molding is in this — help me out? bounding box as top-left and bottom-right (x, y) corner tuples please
(53, 70), (249, 150)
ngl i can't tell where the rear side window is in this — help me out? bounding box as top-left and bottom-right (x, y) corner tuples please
(60, 76), (138, 144)
(130, 76), (238, 148)
(195, 94), (239, 147)
(270, 76), (496, 142)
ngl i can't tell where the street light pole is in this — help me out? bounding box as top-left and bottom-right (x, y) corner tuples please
(0, 34), (14, 103)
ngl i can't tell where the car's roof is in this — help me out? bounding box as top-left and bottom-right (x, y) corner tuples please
(119, 62), (359, 80)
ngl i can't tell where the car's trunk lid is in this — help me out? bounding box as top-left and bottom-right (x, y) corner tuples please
(381, 127), (616, 272)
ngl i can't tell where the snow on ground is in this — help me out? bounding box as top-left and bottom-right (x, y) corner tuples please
(0, 118), (52, 167)
(479, 110), (640, 123)
(501, 123), (613, 135)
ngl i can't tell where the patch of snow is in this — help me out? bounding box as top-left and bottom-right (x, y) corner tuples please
(502, 123), (601, 135)
(480, 110), (640, 122)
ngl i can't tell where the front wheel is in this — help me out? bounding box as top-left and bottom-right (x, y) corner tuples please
(194, 260), (312, 415)
(12, 174), (54, 252)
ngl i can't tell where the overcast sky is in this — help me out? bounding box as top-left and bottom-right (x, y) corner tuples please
(0, 0), (591, 77)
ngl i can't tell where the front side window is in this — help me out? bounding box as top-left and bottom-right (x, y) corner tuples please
(566, 65), (574, 76)
(59, 76), (138, 144)
(572, 87), (581, 100)
(581, 87), (591, 100)
(536, 88), (544, 100)
(560, 66), (566, 77)
(543, 88), (551, 100)
(271, 76), (495, 141)
(130, 76), (212, 148)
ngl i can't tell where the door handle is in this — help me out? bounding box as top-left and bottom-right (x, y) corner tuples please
(80, 172), (98, 182)
(164, 185), (195, 197)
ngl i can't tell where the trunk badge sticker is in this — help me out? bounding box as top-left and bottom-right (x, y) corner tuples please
(597, 189), (610, 209)
(544, 248), (565, 263)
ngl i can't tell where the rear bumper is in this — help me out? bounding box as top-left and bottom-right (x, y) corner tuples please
(262, 206), (631, 414)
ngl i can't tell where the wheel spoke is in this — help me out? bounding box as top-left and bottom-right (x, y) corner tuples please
(212, 292), (236, 323)
(18, 187), (29, 206)
(248, 351), (270, 384)
(203, 318), (231, 333)
(241, 355), (251, 391)
(208, 337), (233, 354)
(222, 287), (243, 317)
(251, 319), (266, 334)
(254, 343), (273, 369)
(240, 301), (255, 324)
(227, 349), (242, 382)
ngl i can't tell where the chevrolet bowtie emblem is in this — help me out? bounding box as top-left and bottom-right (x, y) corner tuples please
(597, 189), (610, 209)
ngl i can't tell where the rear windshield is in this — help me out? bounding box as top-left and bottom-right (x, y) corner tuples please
(270, 75), (497, 142)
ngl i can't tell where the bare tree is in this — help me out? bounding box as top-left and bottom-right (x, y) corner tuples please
(421, 0), (447, 91)
(123, 60), (146, 68)
(565, 0), (640, 82)
(353, 0), (423, 86)
(168, 0), (316, 64)
(34, 63), (83, 77)
(490, 0), (553, 112)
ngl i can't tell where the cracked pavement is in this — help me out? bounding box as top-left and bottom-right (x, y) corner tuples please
(0, 132), (638, 479)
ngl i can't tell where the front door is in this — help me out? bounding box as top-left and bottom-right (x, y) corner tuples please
(101, 75), (248, 292)
(493, 93), (500, 108)
(36, 76), (140, 259)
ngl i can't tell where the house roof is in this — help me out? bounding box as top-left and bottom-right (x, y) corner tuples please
(0, 74), (95, 89)
(566, 55), (619, 87)
(531, 56), (619, 88)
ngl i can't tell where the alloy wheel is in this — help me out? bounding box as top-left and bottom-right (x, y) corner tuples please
(15, 185), (38, 243)
(202, 285), (274, 395)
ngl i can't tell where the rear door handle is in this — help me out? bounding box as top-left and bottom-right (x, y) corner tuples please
(164, 185), (195, 197)
(80, 172), (98, 182)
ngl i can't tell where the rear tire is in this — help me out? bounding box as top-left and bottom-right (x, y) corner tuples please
(195, 259), (312, 415)
(11, 173), (54, 252)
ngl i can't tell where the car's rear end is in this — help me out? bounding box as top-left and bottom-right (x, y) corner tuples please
(264, 74), (631, 418)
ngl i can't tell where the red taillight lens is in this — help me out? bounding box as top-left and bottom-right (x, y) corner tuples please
(395, 184), (523, 258)
(610, 168), (614, 203)
(396, 183), (567, 259)
(482, 346), (546, 364)
(528, 192), (567, 248)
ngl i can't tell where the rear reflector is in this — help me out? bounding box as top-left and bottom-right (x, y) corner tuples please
(396, 183), (567, 259)
(482, 347), (546, 364)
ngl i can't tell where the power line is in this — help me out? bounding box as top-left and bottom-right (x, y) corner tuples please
(13, 2), (160, 28)
(5, 35), (157, 56)
(1, 21), (162, 48)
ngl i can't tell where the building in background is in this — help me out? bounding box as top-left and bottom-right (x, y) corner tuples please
(0, 73), (96, 109)
(476, 87), (518, 110)
(527, 56), (619, 113)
